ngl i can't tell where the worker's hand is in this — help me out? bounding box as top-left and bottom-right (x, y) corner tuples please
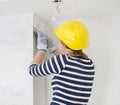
(33, 27), (57, 53)
(46, 35), (57, 54)
(37, 31), (47, 52)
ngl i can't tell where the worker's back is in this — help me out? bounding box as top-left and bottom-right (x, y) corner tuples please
(50, 54), (95, 105)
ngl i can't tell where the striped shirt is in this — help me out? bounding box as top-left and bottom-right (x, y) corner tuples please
(29, 54), (95, 105)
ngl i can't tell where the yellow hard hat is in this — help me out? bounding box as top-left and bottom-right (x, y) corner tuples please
(54, 20), (89, 50)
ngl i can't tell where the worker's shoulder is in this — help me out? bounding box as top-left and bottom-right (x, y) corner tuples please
(67, 55), (94, 65)
(51, 54), (94, 65)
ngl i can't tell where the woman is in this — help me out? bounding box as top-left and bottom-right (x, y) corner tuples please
(29, 20), (95, 105)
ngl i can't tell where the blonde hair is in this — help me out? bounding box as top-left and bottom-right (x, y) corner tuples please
(72, 50), (88, 59)
(60, 41), (88, 59)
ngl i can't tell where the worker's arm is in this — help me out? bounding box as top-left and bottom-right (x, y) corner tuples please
(32, 30), (47, 64)
(29, 54), (66, 76)
(29, 30), (66, 77)
(32, 51), (46, 64)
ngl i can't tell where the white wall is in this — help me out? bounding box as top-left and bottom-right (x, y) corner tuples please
(45, 15), (120, 105)
(33, 14), (48, 105)
(0, 14), (33, 105)
(87, 15), (120, 105)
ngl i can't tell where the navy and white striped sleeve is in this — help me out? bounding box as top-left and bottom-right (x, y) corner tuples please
(29, 54), (66, 76)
